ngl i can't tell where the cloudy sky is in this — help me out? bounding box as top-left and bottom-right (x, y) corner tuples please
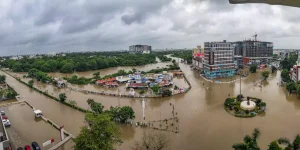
(0, 0), (300, 56)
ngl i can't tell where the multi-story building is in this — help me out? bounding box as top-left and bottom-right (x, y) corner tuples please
(129, 45), (151, 54)
(203, 40), (236, 78)
(233, 40), (273, 57)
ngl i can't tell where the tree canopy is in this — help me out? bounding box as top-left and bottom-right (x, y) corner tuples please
(261, 71), (270, 80)
(1, 52), (157, 73)
(74, 113), (122, 150)
(250, 65), (257, 73)
(59, 93), (67, 102)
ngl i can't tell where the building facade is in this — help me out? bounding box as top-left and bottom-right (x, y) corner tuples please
(203, 41), (236, 79)
(129, 45), (151, 54)
(233, 40), (273, 58)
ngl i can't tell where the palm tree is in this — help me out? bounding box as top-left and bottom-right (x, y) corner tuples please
(232, 128), (261, 150)
(278, 135), (300, 150)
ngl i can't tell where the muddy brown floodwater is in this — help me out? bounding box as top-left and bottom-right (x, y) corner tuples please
(3, 61), (300, 150)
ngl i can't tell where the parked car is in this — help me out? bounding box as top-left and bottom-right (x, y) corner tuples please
(24, 145), (31, 150)
(31, 142), (40, 150)
(2, 119), (11, 127)
(1, 116), (8, 120)
(17, 147), (23, 150)
(0, 111), (5, 115)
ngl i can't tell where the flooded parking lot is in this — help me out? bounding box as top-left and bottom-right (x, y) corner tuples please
(1, 103), (74, 149)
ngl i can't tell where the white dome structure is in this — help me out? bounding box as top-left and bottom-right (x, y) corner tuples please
(240, 101), (256, 111)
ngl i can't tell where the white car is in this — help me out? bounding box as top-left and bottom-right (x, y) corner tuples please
(0, 111), (5, 115)
(2, 119), (11, 127)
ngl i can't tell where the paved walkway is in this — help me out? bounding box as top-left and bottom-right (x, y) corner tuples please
(48, 136), (72, 150)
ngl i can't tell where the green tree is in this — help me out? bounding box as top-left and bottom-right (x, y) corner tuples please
(162, 88), (172, 97)
(172, 59), (176, 64)
(87, 99), (104, 114)
(224, 98), (235, 107)
(47, 60), (58, 71)
(151, 84), (161, 94)
(261, 71), (270, 80)
(278, 135), (300, 150)
(286, 82), (296, 93)
(75, 61), (88, 72)
(268, 141), (283, 150)
(118, 106), (135, 123)
(139, 90), (146, 96)
(74, 113), (122, 150)
(250, 65), (257, 73)
(93, 72), (100, 79)
(0, 75), (6, 83)
(296, 84), (300, 94)
(28, 80), (34, 87)
(61, 63), (74, 73)
(281, 69), (291, 82)
(232, 128), (260, 150)
(69, 100), (77, 107)
(59, 93), (67, 102)
(12, 62), (23, 72)
(272, 66), (277, 73)
(6, 91), (17, 99)
(28, 68), (38, 78)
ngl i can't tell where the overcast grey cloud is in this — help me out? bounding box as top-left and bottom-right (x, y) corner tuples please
(0, 0), (300, 56)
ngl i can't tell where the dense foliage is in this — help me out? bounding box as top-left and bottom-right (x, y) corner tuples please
(59, 93), (67, 102)
(109, 106), (135, 123)
(87, 99), (104, 114)
(28, 80), (34, 87)
(233, 129), (300, 150)
(1, 52), (157, 73)
(281, 69), (291, 82)
(232, 128), (261, 150)
(272, 66), (277, 73)
(74, 113), (122, 150)
(250, 65), (257, 73)
(170, 50), (193, 64)
(286, 82), (296, 93)
(157, 55), (172, 62)
(87, 99), (135, 123)
(280, 52), (298, 70)
(261, 71), (270, 80)
(0, 75), (6, 84)
(64, 75), (92, 85)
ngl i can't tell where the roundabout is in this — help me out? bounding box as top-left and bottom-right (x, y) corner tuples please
(224, 95), (266, 118)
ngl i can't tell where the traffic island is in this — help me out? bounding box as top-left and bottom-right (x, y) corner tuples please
(224, 95), (266, 118)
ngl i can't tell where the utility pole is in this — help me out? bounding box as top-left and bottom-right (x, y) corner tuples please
(240, 68), (242, 96)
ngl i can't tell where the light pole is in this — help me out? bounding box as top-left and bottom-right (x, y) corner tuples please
(142, 96), (145, 121)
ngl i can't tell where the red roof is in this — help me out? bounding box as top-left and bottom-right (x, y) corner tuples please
(96, 77), (116, 84)
(105, 81), (118, 86)
(107, 77), (116, 82)
(96, 79), (106, 84)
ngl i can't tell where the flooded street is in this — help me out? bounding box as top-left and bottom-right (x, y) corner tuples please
(2, 62), (300, 150)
